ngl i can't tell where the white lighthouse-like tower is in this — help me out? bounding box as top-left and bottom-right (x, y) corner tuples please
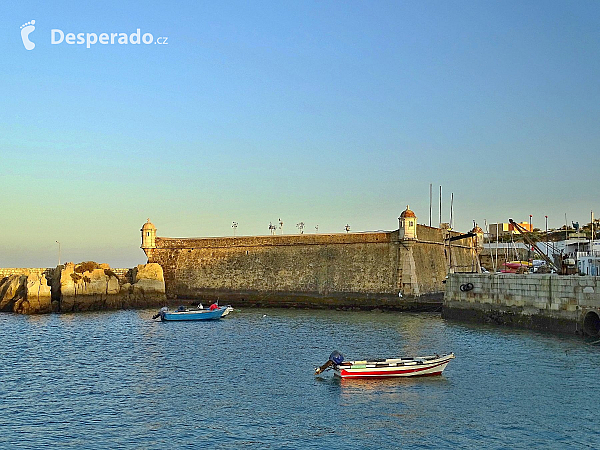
(470, 224), (484, 273)
(141, 219), (157, 258)
(399, 205), (417, 240)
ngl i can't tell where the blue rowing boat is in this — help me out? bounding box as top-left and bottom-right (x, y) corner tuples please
(153, 304), (233, 321)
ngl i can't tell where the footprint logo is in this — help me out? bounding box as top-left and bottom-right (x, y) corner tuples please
(20, 20), (36, 50)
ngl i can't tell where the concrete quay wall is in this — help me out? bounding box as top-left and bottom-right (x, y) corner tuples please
(443, 273), (600, 335)
(0, 268), (53, 278)
(0, 267), (131, 283)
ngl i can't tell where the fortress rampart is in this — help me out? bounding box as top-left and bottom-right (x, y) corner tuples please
(142, 210), (482, 309)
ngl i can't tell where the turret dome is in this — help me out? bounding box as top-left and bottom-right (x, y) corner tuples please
(400, 205), (416, 219)
(141, 219), (156, 231)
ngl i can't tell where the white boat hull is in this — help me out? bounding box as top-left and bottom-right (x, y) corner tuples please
(333, 353), (454, 379)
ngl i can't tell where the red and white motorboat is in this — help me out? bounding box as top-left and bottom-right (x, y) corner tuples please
(315, 351), (454, 379)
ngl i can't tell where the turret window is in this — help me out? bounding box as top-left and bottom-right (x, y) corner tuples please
(409, 221), (413, 227)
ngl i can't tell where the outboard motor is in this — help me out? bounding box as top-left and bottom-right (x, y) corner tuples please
(315, 350), (345, 375)
(152, 306), (168, 320)
(329, 350), (344, 365)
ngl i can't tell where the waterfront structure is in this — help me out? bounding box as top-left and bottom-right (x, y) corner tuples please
(140, 207), (483, 309)
(578, 253), (600, 276)
(444, 273), (600, 336)
(489, 222), (533, 238)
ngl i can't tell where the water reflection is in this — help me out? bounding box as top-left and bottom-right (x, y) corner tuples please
(1, 307), (599, 449)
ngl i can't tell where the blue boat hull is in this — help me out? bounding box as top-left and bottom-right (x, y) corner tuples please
(160, 306), (230, 321)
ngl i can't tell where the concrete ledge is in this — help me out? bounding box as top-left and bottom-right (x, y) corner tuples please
(171, 288), (444, 311)
(442, 305), (579, 335)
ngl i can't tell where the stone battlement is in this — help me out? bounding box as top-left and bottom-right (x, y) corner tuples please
(155, 231), (392, 249)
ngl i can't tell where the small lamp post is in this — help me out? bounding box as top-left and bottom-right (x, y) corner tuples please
(545, 215), (548, 256)
(55, 240), (61, 266)
(529, 215), (533, 265)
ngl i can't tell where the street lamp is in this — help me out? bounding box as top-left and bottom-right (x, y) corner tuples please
(529, 215), (533, 264)
(55, 240), (61, 266)
(545, 215), (548, 257)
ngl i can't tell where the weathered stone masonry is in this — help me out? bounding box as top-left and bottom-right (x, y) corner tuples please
(443, 273), (600, 336)
(141, 209), (482, 309)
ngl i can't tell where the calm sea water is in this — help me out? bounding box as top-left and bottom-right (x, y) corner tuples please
(1, 308), (599, 449)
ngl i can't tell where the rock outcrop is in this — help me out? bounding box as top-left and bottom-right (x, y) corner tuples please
(17, 273), (53, 314)
(1, 262), (166, 314)
(59, 262), (121, 312)
(0, 272), (53, 314)
(0, 274), (26, 311)
(59, 261), (166, 312)
(121, 263), (166, 308)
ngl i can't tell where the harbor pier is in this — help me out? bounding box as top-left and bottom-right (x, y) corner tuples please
(443, 273), (600, 336)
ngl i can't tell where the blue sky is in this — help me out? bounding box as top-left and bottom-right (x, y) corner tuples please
(1, 1), (599, 267)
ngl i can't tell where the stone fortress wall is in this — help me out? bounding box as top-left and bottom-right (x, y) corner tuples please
(141, 208), (483, 309)
(151, 232), (398, 300)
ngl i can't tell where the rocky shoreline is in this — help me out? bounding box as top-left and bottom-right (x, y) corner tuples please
(0, 262), (166, 315)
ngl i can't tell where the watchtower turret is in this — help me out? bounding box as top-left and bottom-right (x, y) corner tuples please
(141, 219), (157, 257)
(399, 205), (417, 240)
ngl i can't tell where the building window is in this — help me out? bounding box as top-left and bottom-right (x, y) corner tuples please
(147, 232), (150, 236)
(409, 221), (413, 227)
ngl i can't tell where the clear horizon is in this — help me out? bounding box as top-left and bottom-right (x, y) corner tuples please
(1, 0), (599, 268)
